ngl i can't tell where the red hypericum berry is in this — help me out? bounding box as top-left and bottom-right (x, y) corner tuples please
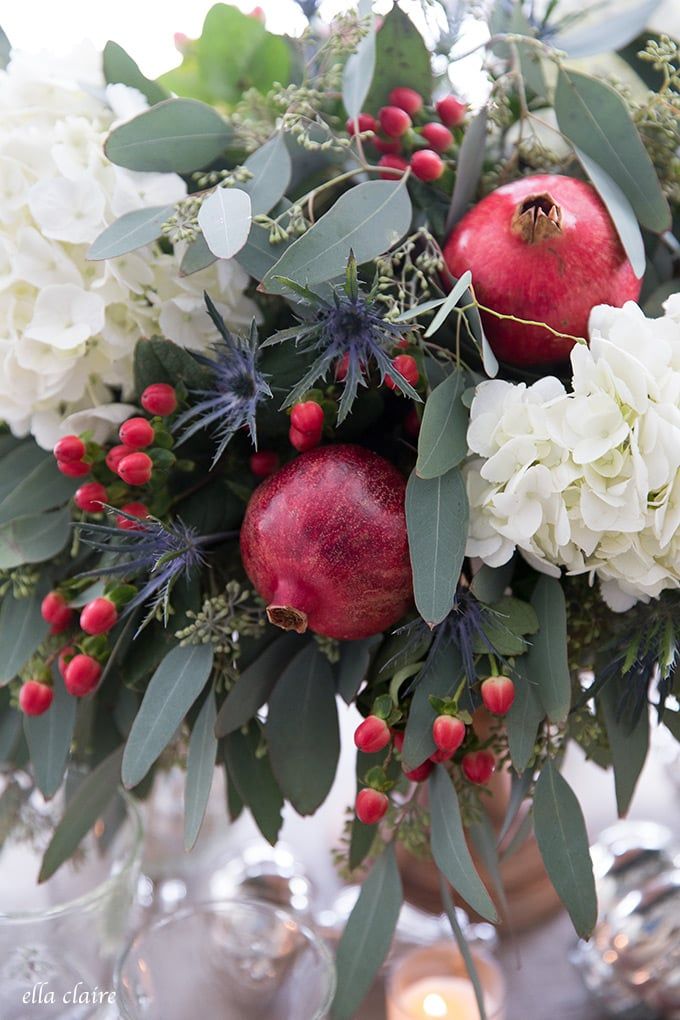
(250, 5), (266, 21)
(481, 675), (516, 715)
(141, 383), (177, 417)
(385, 354), (419, 391)
(403, 407), (421, 438)
(116, 501), (150, 530)
(389, 86), (423, 115)
(403, 760), (434, 783)
(57, 459), (90, 478)
(355, 788), (389, 825)
(379, 105), (412, 138)
(249, 451), (280, 479)
(58, 645), (75, 678)
(335, 353), (350, 382)
(41, 591), (68, 625)
(19, 681), (53, 716)
(289, 426), (320, 453)
(432, 715), (466, 754)
(106, 444), (133, 473)
(392, 730), (405, 753)
(54, 434), (85, 462)
(462, 750), (496, 785)
(436, 94), (467, 128)
(373, 136), (402, 155)
(80, 596), (118, 636)
(346, 112), (377, 135)
(290, 400), (324, 436)
(430, 748), (456, 763)
(64, 654), (102, 697)
(354, 715), (391, 754)
(420, 122), (454, 152)
(411, 149), (444, 182)
(117, 452), (153, 486)
(378, 154), (409, 179)
(119, 417), (155, 450)
(74, 481), (108, 513)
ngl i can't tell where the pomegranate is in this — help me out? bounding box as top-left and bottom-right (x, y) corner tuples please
(443, 174), (642, 366)
(240, 444), (412, 640)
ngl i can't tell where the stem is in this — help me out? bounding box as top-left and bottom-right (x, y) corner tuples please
(272, 165), (411, 226)
(459, 300), (586, 345)
(438, 873), (489, 1020)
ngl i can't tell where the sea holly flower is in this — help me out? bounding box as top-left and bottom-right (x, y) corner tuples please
(174, 293), (272, 466)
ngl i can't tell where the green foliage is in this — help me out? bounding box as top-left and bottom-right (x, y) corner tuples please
(342, 0), (375, 120)
(24, 672), (76, 799)
(416, 368), (469, 479)
(364, 5), (432, 111)
(0, 25), (9, 69)
(0, 508), (71, 569)
(0, 588), (48, 685)
(223, 723), (283, 844)
(525, 576), (571, 724)
(184, 690), (218, 850)
(336, 635), (381, 705)
(105, 98), (232, 173)
(214, 632), (303, 735)
(403, 643), (463, 771)
(601, 676), (649, 816)
(103, 40), (168, 105)
(505, 663), (544, 774)
(133, 337), (211, 396)
(88, 205), (174, 261)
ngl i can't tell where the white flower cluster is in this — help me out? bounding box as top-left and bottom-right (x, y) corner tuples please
(0, 46), (256, 448)
(465, 297), (680, 610)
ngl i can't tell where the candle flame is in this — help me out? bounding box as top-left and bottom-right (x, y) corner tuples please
(423, 992), (448, 1018)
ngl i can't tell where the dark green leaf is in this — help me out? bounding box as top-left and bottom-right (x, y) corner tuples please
(122, 644), (214, 788)
(105, 98), (231, 173)
(224, 724), (283, 844)
(0, 589), (48, 685)
(39, 746), (124, 882)
(416, 368), (469, 479)
(446, 107), (487, 232)
(364, 5), (432, 110)
(468, 809), (509, 918)
(602, 679), (649, 817)
(505, 664), (544, 774)
(0, 451), (75, 525)
(470, 560), (514, 604)
(337, 635), (381, 704)
(25, 671), (76, 799)
(534, 760), (597, 938)
(429, 766), (497, 921)
(87, 205), (174, 261)
(573, 147), (646, 277)
(663, 709), (680, 742)
(332, 844), (403, 1020)
(133, 337), (211, 395)
(403, 643), (463, 770)
(343, 0), (376, 119)
(242, 133), (292, 217)
(348, 816), (376, 872)
(498, 768), (533, 845)
(406, 467), (469, 627)
(525, 575), (571, 724)
(184, 690), (217, 850)
(267, 643), (340, 815)
(180, 233), (217, 276)
(0, 702), (22, 763)
(103, 40), (168, 105)
(215, 633), (304, 735)
(0, 507), (71, 568)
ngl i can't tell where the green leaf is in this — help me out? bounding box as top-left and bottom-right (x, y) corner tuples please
(87, 205), (174, 261)
(406, 467), (469, 628)
(198, 187), (252, 260)
(180, 233), (217, 276)
(105, 98), (231, 173)
(184, 690), (217, 850)
(601, 679), (649, 817)
(267, 643), (340, 815)
(439, 876), (489, 1020)
(416, 368), (469, 479)
(133, 337), (211, 395)
(533, 760), (597, 939)
(0, 441), (46, 505)
(0, 589), (49, 685)
(25, 672), (76, 799)
(103, 40), (168, 105)
(39, 746), (124, 882)
(403, 643), (463, 771)
(242, 133), (292, 217)
(364, 5), (432, 110)
(554, 68), (670, 233)
(337, 635), (381, 704)
(214, 633), (303, 735)
(332, 843), (403, 1020)
(445, 108), (487, 232)
(551, 0), (663, 57)
(122, 644), (214, 788)
(498, 768), (533, 845)
(236, 216), (294, 282)
(223, 724), (283, 844)
(491, 596), (539, 636)
(525, 575), (571, 724)
(663, 709), (680, 742)
(0, 507), (71, 568)
(343, 0), (376, 120)
(261, 179), (412, 291)
(429, 766), (497, 921)
(348, 816), (376, 872)
(0, 26), (10, 69)
(468, 809), (510, 919)
(573, 147), (645, 277)
(505, 664), (544, 774)
(470, 560), (514, 605)
(0, 454), (76, 526)
(424, 272), (472, 339)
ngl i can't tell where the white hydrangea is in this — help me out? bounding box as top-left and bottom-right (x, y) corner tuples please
(0, 45), (257, 448)
(465, 297), (680, 610)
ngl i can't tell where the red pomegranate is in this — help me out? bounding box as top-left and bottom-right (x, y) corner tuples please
(443, 174), (642, 366)
(240, 444), (413, 640)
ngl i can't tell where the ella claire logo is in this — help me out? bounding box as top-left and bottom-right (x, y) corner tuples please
(23, 982), (116, 1006)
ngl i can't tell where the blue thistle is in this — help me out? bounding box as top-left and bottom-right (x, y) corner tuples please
(174, 294), (272, 466)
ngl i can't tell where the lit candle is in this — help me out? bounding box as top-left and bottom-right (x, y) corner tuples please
(387, 975), (485, 1020)
(385, 942), (505, 1020)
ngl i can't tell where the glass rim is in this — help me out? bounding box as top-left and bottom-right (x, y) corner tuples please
(0, 784), (143, 924)
(114, 897), (337, 1020)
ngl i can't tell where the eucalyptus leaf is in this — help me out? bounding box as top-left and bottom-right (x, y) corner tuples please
(122, 644), (214, 789)
(0, 507), (71, 569)
(403, 643), (463, 771)
(551, 0), (663, 57)
(242, 133), (292, 217)
(424, 272), (472, 338)
(505, 664), (544, 774)
(337, 635), (381, 704)
(223, 724), (283, 845)
(0, 442), (49, 505)
(348, 816), (376, 872)
(103, 40), (168, 105)
(364, 5), (432, 110)
(602, 679), (649, 817)
(0, 26), (10, 69)
(498, 768), (533, 846)
(446, 108), (488, 232)
(439, 877), (489, 1020)
(87, 205), (174, 261)
(470, 560), (514, 604)
(343, 0), (376, 120)
(180, 233), (217, 276)
(0, 454), (76, 526)
(0, 589), (48, 684)
(468, 810), (510, 918)
(25, 672), (76, 799)
(105, 98), (231, 173)
(184, 690), (217, 850)
(236, 214), (294, 282)
(416, 368), (468, 479)
(534, 760), (597, 939)
(573, 147), (646, 278)
(134, 337), (211, 395)
(525, 575), (571, 724)
(215, 633), (303, 735)
(198, 187), (252, 260)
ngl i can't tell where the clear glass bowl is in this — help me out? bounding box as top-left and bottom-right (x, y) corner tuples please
(0, 769), (143, 1020)
(115, 899), (336, 1020)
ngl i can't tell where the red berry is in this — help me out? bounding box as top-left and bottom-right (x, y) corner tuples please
(378, 154), (408, 179)
(403, 760), (433, 783)
(117, 452), (153, 486)
(403, 407), (421, 438)
(389, 86), (423, 115)
(58, 645), (75, 678)
(373, 136), (402, 155)
(346, 113), (377, 135)
(432, 715), (466, 754)
(80, 596), (118, 636)
(106, 444), (133, 473)
(41, 591), (68, 624)
(116, 502), (150, 530)
(430, 748), (456, 763)
(141, 383), (177, 417)
(392, 730), (405, 753)
(436, 95), (467, 128)
(250, 451), (280, 479)
(410, 149), (444, 182)
(355, 788), (389, 825)
(385, 354), (419, 391)
(119, 417), (155, 450)
(64, 654), (102, 697)
(420, 122), (453, 152)
(290, 401), (324, 436)
(462, 750), (495, 785)
(354, 715), (391, 754)
(481, 675), (515, 715)
(19, 681), (53, 716)
(379, 105), (412, 138)
(57, 459), (90, 477)
(289, 426), (321, 453)
(74, 481), (108, 513)
(54, 435), (85, 462)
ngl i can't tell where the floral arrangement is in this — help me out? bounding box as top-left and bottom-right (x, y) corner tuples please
(0, 2), (678, 1017)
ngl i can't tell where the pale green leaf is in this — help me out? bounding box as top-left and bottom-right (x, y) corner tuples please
(0, 589), (49, 684)
(87, 205), (174, 260)
(25, 671), (76, 799)
(573, 147), (645, 277)
(424, 272), (472, 338)
(416, 368), (468, 479)
(198, 187), (252, 259)
(103, 40), (168, 105)
(105, 98), (231, 173)
(184, 690), (217, 850)
(242, 133), (292, 217)
(446, 108), (487, 232)
(342, 0), (376, 120)
(0, 508), (71, 569)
